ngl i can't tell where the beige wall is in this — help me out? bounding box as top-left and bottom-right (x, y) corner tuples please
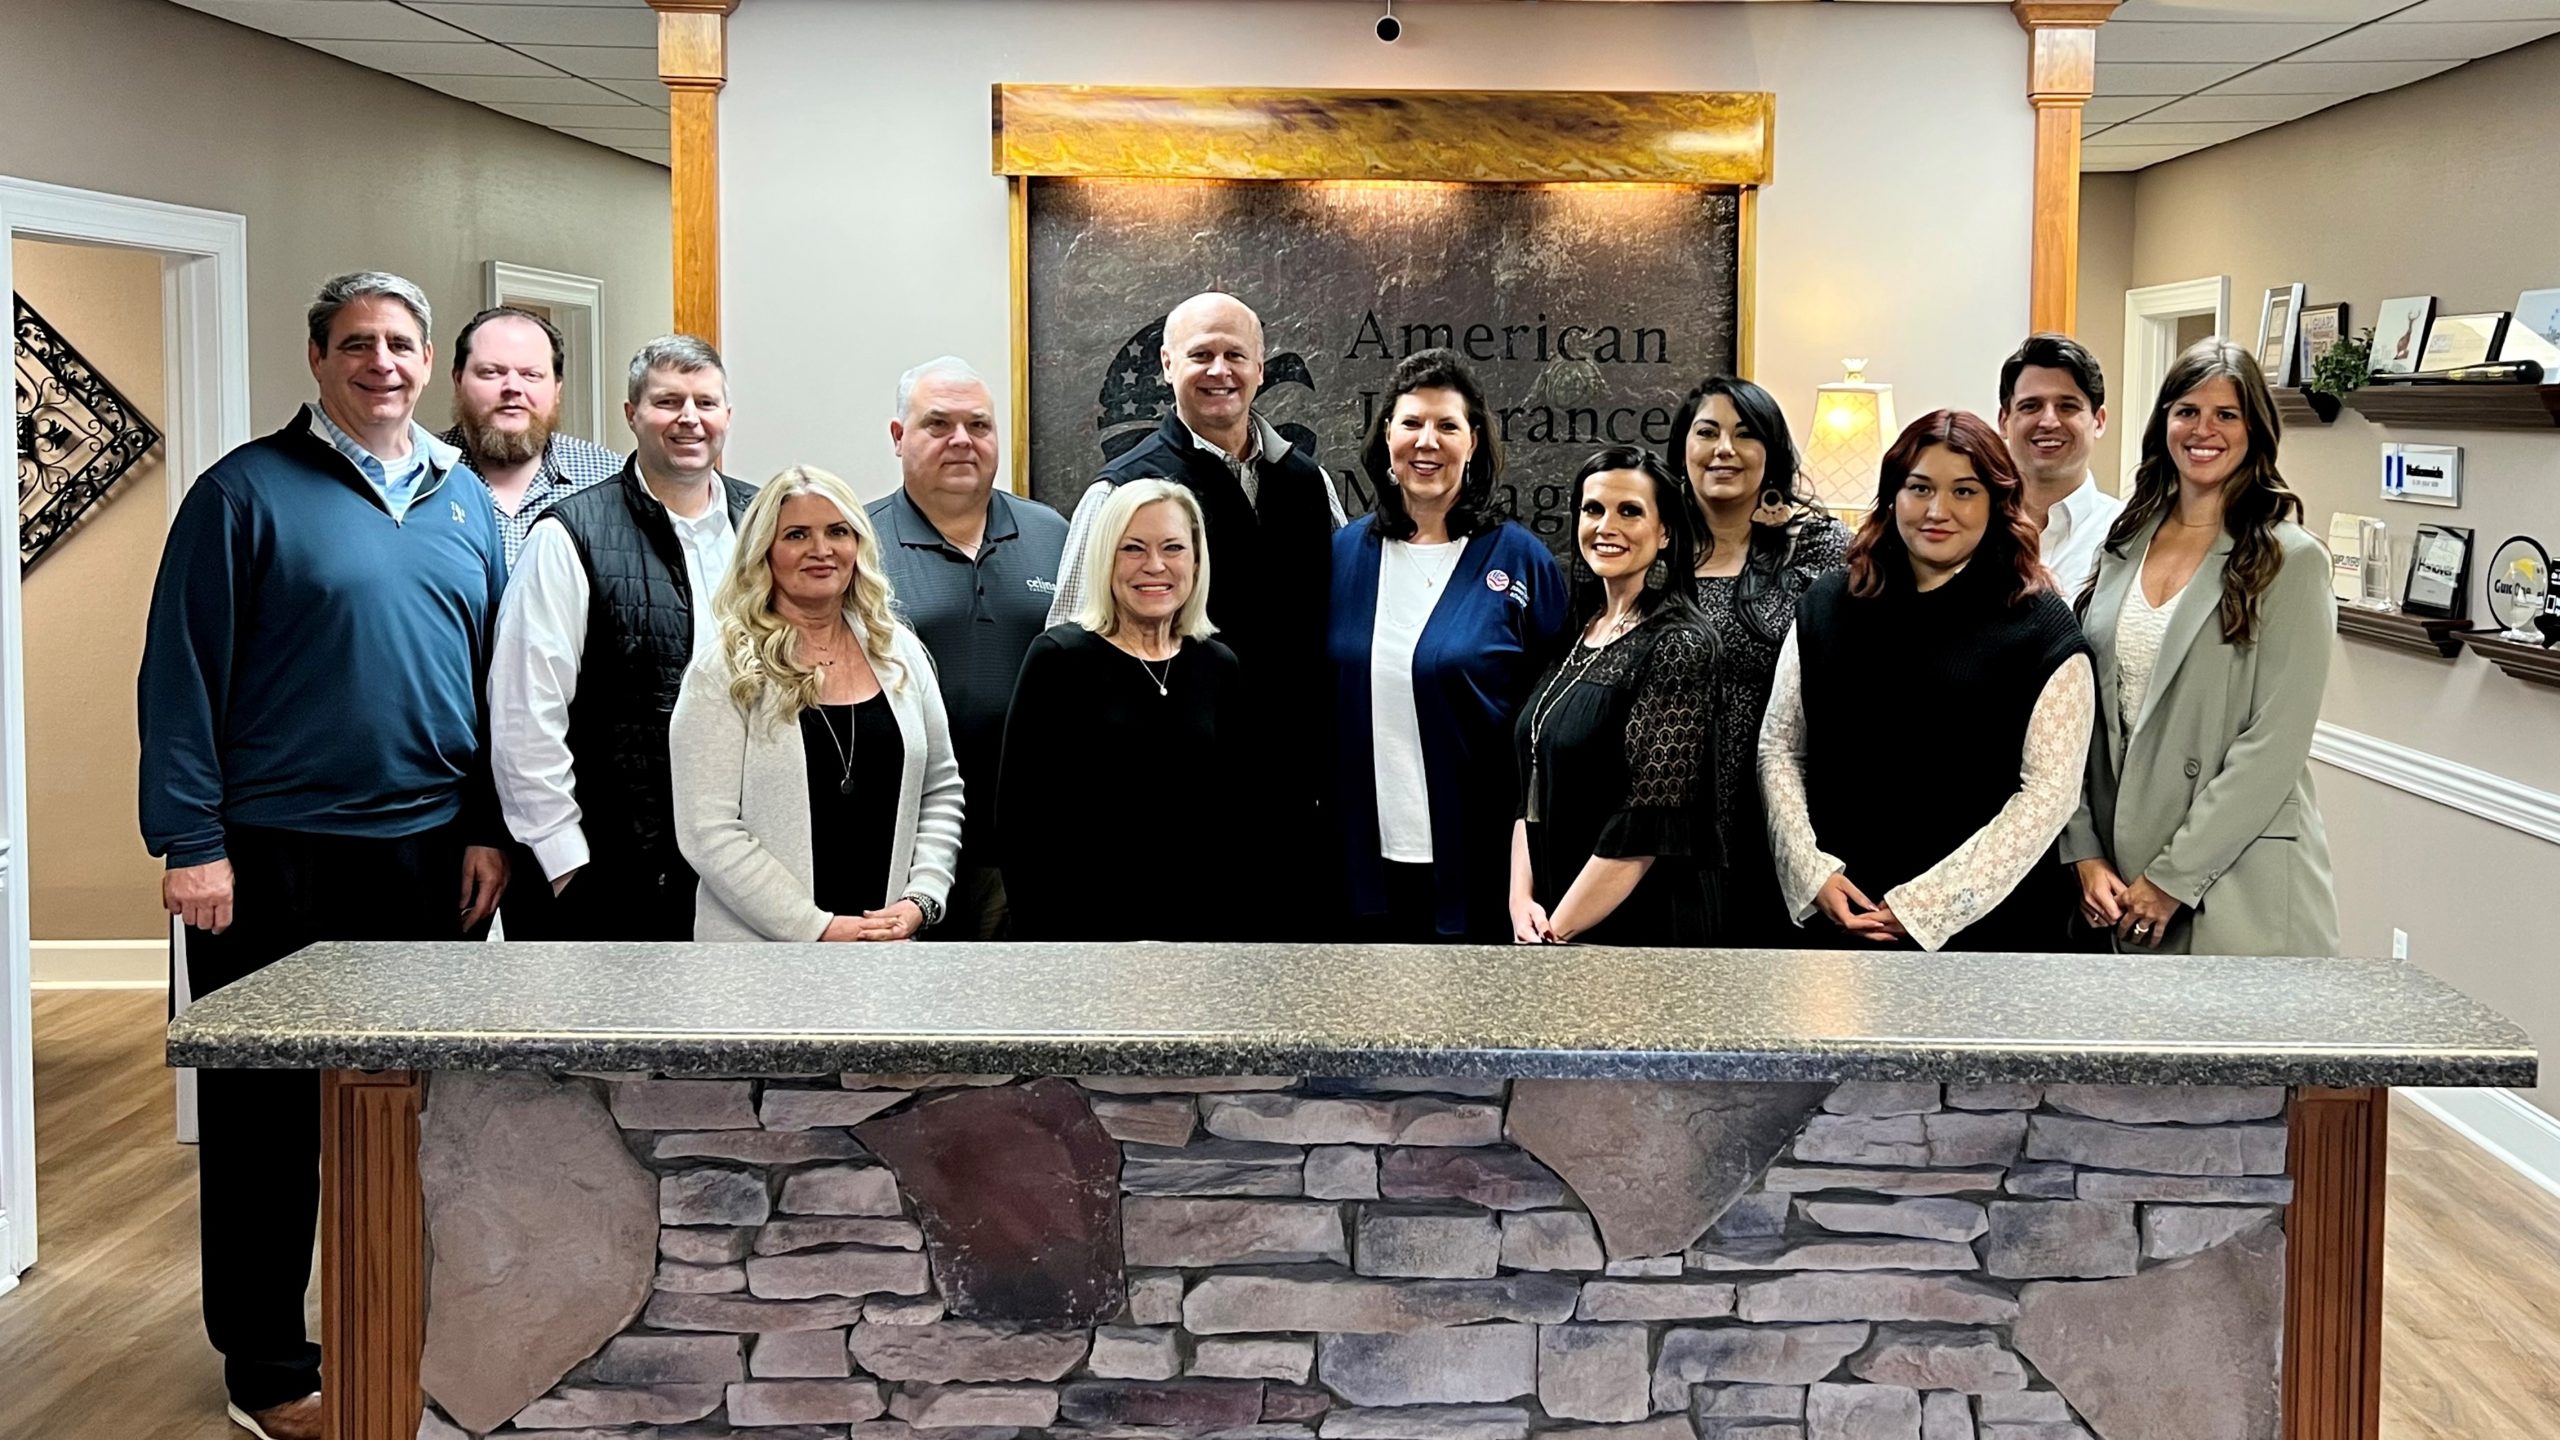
(2104, 34), (2560, 1115)
(0, 0), (671, 435)
(2074, 172), (2136, 492)
(13, 240), (169, 938)
(721, 0), (2035, 496)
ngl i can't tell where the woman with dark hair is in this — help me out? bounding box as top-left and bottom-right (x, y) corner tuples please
(1330, 349), (1566, 939)
(1509, 447), (1716, 946)
(1665, 376), (1852, 945)
(1758, 411), (2093, 952)
(2062, 340), (2337, 956)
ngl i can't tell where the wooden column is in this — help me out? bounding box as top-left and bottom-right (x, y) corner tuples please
(652, 0), (739, 345)
(2013, 2), (2117, 336)
(322, 1069), (425, 1440)
(2283, 1086), (2389, 1440)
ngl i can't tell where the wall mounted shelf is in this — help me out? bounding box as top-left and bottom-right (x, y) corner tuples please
(2274, 388), (2340, 427)
(2339, 383), (2560, 432)
(2456, 630), (2560, 688)
(2335, 606), (2469, 658)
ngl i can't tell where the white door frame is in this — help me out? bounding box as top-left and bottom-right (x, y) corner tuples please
(2119, 275), (2230, 490)
(0, 176), (250, 1289)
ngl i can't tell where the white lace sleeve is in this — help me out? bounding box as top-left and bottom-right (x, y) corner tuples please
(1885, 655), (2097, 951)
(1044, 480), (1112, 629)
(1755, 628), (1844, 927)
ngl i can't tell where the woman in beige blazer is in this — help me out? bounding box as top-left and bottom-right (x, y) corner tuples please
(671, 466), (963, 942)
(2062, 340), (2338, 957)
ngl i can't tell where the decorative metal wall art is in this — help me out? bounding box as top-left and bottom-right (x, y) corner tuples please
(15, 292), (162, 572)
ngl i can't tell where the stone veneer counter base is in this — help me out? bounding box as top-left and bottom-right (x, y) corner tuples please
(164, 942), (2533, 1087)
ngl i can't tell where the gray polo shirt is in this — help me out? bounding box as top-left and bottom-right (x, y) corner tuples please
(867, 487), (1069, 854)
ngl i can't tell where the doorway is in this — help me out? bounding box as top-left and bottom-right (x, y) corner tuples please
(2119, 276), (2230, 491)
(0, 177), (248, 1291)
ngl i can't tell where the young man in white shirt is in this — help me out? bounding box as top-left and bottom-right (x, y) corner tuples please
(488, 336), (752, 938)
(1998, 333), (2123, 599)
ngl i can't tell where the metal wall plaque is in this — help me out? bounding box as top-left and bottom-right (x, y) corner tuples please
(1024, 179), (1740, 556)
(15, 292), (162, 572)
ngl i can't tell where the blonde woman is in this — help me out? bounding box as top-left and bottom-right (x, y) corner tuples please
(670, 466), (963, 941)
(997, 479), (1249, 940)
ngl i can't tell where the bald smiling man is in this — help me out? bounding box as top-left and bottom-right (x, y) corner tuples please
(1046, 291), (1349, 937)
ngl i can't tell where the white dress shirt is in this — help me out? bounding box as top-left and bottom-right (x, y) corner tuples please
(491, 488), (738, 880)
(2038, 472), (2127, 599)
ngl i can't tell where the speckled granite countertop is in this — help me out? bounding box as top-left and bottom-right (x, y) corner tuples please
(163, 941), (2534, 1087)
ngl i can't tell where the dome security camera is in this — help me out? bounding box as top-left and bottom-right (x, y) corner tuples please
(1376, 5), (1401, 43)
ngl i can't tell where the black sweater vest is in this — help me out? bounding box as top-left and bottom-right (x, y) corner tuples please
(547, 464), (756, 870)
(1795, 559), (2089, 950)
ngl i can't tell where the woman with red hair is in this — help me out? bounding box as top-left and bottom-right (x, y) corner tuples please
(1756, 410), (2093, 951)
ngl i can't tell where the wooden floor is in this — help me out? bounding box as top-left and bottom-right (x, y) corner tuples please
(0, 991), (2554, 1438)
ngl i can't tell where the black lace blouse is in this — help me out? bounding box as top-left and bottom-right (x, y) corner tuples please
(1513, 605), (1718, 946)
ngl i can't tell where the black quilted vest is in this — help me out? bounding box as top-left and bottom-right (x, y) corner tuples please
(546, 462), (756, 873)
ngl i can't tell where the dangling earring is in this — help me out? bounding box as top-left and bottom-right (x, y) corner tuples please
(1750, 486), (1792, 527)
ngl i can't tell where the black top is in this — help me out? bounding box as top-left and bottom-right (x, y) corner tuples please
(997, 626), (1250, 941)
(1694, 518), (1851, 946)
(1513, 604), (1718, 947)
(1794, 560), (2090, 952)
(800, 695), (904, 919)
(863, 489), (1069, 858)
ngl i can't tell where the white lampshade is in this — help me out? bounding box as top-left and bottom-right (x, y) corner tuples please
(1804, 359), (1897, 515)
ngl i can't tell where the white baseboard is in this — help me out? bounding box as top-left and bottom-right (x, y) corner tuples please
(0, 1212), (19, 1294)
(29, 939), (168, 988)
(2311, 722), (2560, 847)
(2404, 1087), (2560, 1202)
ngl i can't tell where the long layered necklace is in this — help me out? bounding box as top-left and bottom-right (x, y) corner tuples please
(803, 620), (861, 794)
(1521, 605), (1641, 823)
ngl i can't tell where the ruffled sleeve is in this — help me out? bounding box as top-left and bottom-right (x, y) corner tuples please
(1594, 622), (1714, 863)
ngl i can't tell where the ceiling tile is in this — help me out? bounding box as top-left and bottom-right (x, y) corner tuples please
(294, 36), (555, 77)
(2211, 55), (2467, 87)
(172, 0), (476, 43)
(2380, 0), (2560, 20)
(2090, 119), (2284, 145)
(2096, 59), (2260, 90)
(412, 2), (657, 47)
(2083, 145), (2210, 170)
(2098, 20), (2353, 60)
(2286, 17), (2560, 55)
(409, 72), (632, 105)
(2110, 0), (2409, 20)
(517, 43), (661, 81)
(2086, 95), (2182, 122)
(483, 100), (667, 131)
(2138, 89), (2360, 121)
(422, 0), (650, 7)
(597, 78), (670, 110)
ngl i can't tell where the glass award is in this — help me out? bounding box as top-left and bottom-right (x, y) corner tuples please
(2357, 518), (2393, 612)
(2402, 524), (2470, 619)
(2484, 536), (2552, 642)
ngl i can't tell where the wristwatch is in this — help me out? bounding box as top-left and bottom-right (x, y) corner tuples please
(902, 893), (944, 933)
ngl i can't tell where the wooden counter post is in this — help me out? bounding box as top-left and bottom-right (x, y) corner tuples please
(2012, 1), (2117, 336)
(651, 0), (740, 345)
(2283, 1086), (2388, 1440)
(321, 1069), (425, 1440)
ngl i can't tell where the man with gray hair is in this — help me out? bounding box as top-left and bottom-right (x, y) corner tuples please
(864, 356), (1066, 937)
(139, 270), (510, 1439)
(488, 335), (753, 939)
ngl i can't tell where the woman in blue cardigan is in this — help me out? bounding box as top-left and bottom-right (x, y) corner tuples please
(1330, 349), (1568, 940)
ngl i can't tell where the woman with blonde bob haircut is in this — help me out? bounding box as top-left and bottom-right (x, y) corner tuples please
(671, 465), (963, 941)
(999, 478), (1251, 939)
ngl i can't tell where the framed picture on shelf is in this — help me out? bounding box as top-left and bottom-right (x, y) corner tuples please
(2420, 312), (2508, 371)
(2497, 287), (2560, 371)
(2370, 295), (2436, 376)
(2403, 523), (2473, 620)
(2298, 302), (2348, 375)
(2256, 283), (2305, 385)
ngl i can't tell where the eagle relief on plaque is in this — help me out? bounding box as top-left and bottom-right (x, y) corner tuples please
(1026, 180), (1742, 560)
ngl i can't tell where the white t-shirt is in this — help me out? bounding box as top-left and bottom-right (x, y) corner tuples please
(1370, 538), (1466, 863)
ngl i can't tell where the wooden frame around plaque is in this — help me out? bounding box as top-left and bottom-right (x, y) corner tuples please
(991, 84), (1772, 493)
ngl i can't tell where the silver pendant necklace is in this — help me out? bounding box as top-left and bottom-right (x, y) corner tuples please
(1133, 651), (1173, 697)
(1522, 607), (1640, 823)
(815, 703), (859, 796)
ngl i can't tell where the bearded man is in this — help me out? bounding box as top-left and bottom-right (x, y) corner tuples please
(441, 305), (624, 566)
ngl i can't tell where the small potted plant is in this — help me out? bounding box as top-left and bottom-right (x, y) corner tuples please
(2299, 326), (2373, 423)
